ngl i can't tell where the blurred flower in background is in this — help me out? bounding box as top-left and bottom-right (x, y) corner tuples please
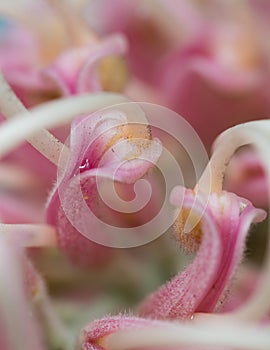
(86, 0), (270, 147)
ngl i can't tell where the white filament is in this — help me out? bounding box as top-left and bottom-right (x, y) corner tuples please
(103, 321), (270, 350)
(0, 223), (57, 247)
(0, 73), (128, 164)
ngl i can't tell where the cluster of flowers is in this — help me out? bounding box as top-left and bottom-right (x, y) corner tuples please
(0, 1), (270, 349)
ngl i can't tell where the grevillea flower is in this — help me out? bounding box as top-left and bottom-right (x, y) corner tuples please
(46, 109), (162, 267)
(1, 4), (270, 345)
(138, 187), (266, 319)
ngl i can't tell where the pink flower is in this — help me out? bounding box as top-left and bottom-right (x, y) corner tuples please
(46, 109), (162, 268)
(158, 25), (270, 148)
(138, 186), (266, 320)
(155, 1), (270, 147)
(42, 34), (128, 96)
(0, 2), (129, 107)
(85, 0), (181, 84)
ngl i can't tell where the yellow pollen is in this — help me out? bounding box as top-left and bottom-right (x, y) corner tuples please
(98, 55), (129, 92)
(174, 207), (203, 253)
(104, 123), (152, 155)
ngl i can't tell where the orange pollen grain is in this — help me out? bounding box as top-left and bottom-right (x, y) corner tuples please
(174, 208), (203, 252)
(105, 123), (152, 154)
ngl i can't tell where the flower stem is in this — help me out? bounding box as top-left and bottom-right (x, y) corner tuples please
(0, 223), (57, 247)
(103, 321), (270, 350)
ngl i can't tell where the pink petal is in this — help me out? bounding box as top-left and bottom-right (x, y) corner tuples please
(138, 187), (265, 320)
(46, 110), (161, 267)
(138, 187), (222, 320)
(197, 193), (265, 312)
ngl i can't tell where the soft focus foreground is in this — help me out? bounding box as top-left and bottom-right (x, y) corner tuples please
(0, 1), (270, 350)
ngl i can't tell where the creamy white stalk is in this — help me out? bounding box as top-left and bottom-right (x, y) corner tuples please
(0, 72), (66, 166)
(0, 163), (44, 192)
(0, 224), (57, 247)
(103, 321), (270, 350)
(197, 121), (270, 194)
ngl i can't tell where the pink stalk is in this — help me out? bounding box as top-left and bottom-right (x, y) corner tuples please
(138, 186), (264, 319)
(138, 189), (222, 319)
